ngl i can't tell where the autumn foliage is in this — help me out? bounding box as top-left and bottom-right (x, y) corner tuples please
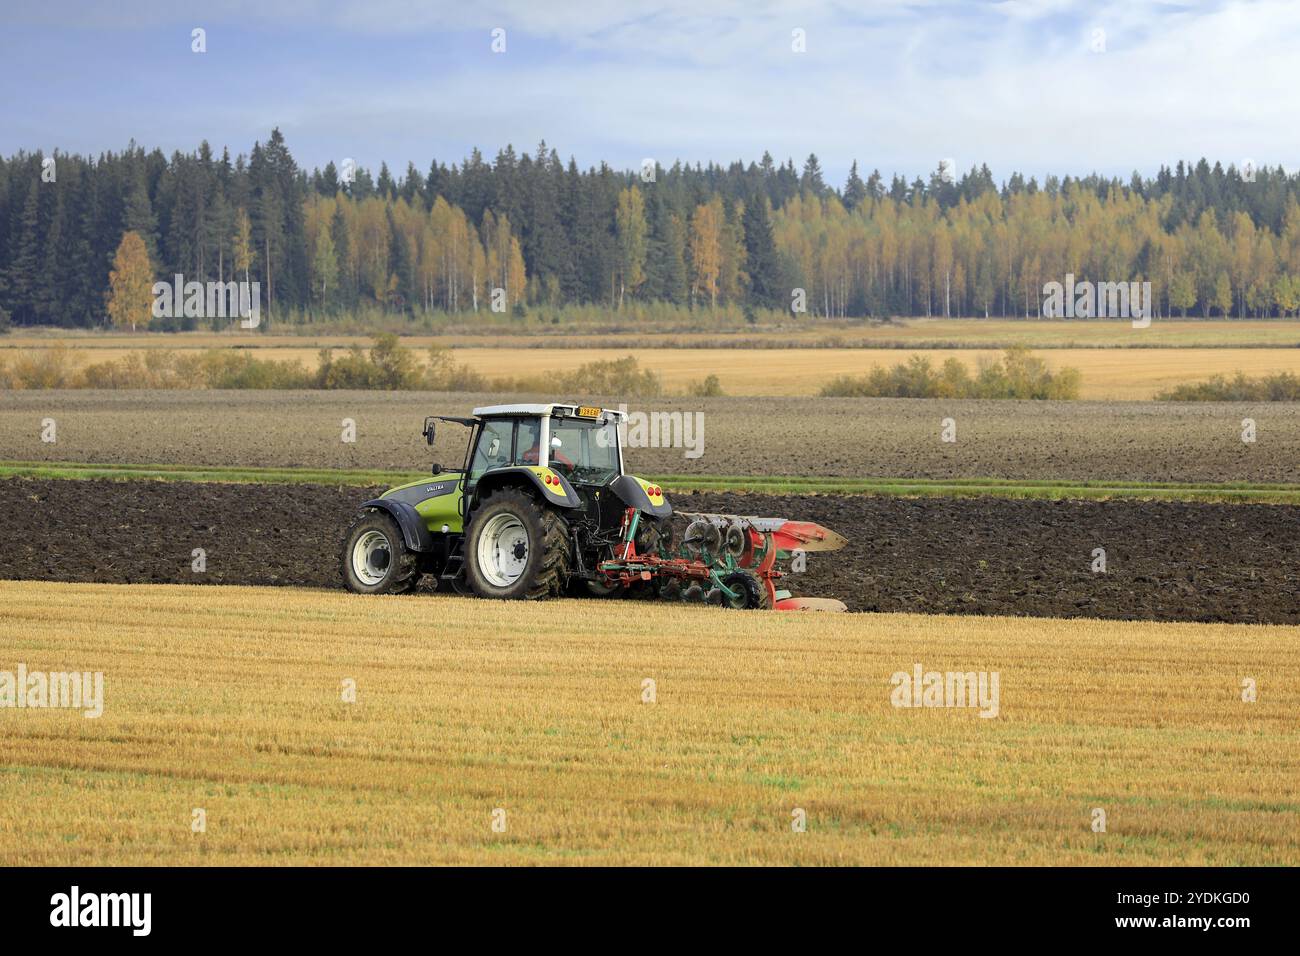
(106, 231), (154, 331)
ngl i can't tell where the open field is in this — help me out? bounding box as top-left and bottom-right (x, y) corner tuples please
(8, 318), (1300, 350)
(2, 581), (1296, 866)
(9, 341), (1300, 399)
(3, 390), (1298, 483)
(441, 346), (1300, 400)
(4, 477), (1298, 623)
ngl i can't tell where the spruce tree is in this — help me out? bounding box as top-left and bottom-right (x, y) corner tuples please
(742, 193), (781, 309)
(800, 154), (826, 196)
(330, 203), (354, 308)
(843, 161), (867, 210)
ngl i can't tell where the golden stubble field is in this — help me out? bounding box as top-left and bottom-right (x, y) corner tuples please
(454, 346), (1300, 400)
(1, 581), (1296, 866)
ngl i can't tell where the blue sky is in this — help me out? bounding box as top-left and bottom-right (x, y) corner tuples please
(1, 0), (1296, 186)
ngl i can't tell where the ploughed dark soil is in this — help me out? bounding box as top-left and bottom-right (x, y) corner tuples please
(2, 477), (1297, 625)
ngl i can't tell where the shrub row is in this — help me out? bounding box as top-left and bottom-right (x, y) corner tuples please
(0, 335), (683, 397)
(819, 346), (1082, 399)
(1156, 371), (1300, 401)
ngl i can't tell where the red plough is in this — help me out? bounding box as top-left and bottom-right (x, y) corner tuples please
(595, 508), (848, 611)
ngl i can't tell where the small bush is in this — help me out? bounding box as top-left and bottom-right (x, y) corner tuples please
(687, 374), (726, 397)
(79, 352), (157, 388)
(493, 355), (662, 398)
(6, 344), (77, 388)
(1156, 371), (1300, 401)
(200, 352), (311, 389)
(565, 355), (662, 397)
(425, 344), (488, 391)
(316, 333), (423, 389)
(368, 333), (422, 388)
(820, 347), (1081, 400)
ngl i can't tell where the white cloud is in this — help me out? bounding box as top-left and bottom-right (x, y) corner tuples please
(6, 0), (1299, 180)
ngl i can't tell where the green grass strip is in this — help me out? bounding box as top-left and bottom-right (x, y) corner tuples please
(0, 460), (409, 486)
(2, 460), (1299, 504)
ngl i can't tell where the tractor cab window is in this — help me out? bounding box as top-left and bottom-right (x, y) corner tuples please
(548, 416), (620, 484)
(467, 419), (515, 487)
(513, 419), (542, 466)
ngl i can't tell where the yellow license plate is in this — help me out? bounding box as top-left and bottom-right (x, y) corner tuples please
(577, 406), (601, 418)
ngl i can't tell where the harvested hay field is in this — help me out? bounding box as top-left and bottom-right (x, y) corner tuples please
(3, 477), (1298, 624)
(444, 345), (1300, 400)
(1, 581), (1295, 866)
(3, 390), (1300, 483)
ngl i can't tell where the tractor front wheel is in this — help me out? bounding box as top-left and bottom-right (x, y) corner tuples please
(465, 488), (570, 600)
(341, 510), (418, 594)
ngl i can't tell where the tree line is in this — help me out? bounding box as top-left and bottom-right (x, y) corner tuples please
(4, 130), (1300, 329)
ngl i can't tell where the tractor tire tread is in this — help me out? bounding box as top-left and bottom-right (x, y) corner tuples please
(340, 509), (418, 595)
(465, 487), (570, 601)
(526, 507), (571, 599)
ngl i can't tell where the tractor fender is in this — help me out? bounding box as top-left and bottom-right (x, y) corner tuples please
(473, 466), (583, 510)
(359, 498), (436, 552)
(610, 475), (673, 519)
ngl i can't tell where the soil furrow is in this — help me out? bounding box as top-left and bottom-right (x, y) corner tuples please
(2, 477), (1296, 624)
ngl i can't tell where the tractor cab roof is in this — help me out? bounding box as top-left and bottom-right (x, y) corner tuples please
(471, 403), (624, 421)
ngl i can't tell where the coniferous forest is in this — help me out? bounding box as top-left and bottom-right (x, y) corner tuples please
(4, 128), (1300, 330)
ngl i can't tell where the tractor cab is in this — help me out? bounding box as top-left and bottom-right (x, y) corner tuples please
(466, 404), (623, 493)
(453, 404), (669, 521)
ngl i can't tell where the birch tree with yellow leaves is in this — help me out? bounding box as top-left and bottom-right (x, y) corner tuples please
(106, 231), (154, 331)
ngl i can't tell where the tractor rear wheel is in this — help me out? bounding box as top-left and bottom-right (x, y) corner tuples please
(721, 570), (773, 610)
(341, 510), (418, 595)
(465, 487), (570, 600)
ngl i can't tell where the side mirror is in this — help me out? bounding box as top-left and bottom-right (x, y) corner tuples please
(430, 463), (442, 475)
(422, 417), (436, 446)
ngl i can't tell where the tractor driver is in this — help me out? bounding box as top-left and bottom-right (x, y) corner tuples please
(520, 431), (575, 473)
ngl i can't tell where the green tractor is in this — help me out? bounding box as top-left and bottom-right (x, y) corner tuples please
(340, 403), (846, 610)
